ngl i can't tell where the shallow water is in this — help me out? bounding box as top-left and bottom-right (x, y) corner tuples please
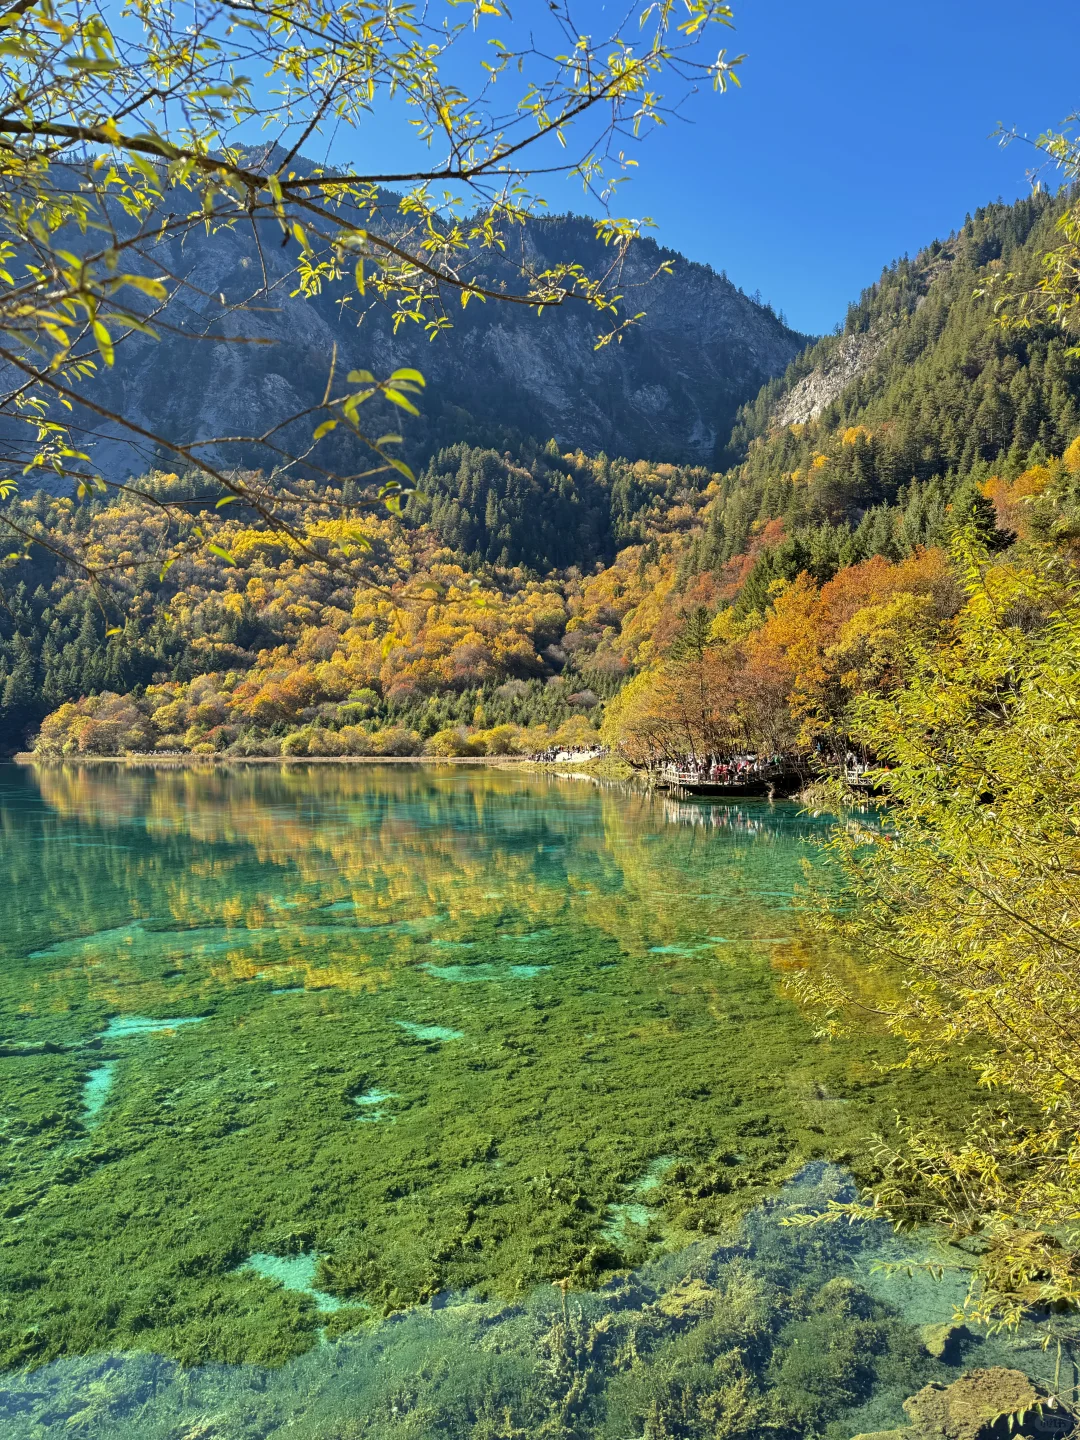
(0, 763), (1067, 1437)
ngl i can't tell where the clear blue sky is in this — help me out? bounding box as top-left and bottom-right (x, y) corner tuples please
(313, 1), (1077, 336)
(591, 0), (1079, 334)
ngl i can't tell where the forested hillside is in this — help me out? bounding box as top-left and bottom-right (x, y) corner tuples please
(408, 441), (703, 571)
(4, 188), (1079, 761)
(696, 192), (1080, 583)
(0, 459), (716, 755)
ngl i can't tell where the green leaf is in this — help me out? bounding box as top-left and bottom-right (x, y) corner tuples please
(159, 557), (176, 582)
(388, 368), (426, 388)
(207, 544), (237, 565)
(346, 369), (375, 384)
(215, 495), (239, 508)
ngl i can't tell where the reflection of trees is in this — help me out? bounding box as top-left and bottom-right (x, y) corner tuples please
(586, 791), (825, 962)
(7, 764), (827, 1020)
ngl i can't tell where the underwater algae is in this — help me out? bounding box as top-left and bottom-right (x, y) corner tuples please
(0, 764), (977, 1388)
(0, 1165), (1069, 1440)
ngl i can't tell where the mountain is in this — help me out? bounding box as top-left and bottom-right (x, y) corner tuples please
(42, 205), (807, 483)
(5, 189), (1080, 760)
(683, 190), (1080, 590)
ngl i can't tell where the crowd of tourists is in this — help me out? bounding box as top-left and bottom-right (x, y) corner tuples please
(660, 753), (789, 783)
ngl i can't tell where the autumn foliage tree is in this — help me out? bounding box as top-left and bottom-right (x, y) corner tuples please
(0, 0), (744, 583)
(601, 546), (961, 765)
(794, 540), (1080, 1323)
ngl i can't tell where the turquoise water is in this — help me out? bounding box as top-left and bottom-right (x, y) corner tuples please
(238, 1254), (346, 1313)
(99, 1014), (207, 1038)
(80, 1062), (116, 1122)
(0, 762), (1068, 1437)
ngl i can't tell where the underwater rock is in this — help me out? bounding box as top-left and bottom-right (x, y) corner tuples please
(902, 1367), (1068, 1440)
(919, 1321), (971, 1360)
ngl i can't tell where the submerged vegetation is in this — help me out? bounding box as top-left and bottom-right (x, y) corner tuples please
(4, 1160), (1057, 1440)
(0, 766), (978, 1378)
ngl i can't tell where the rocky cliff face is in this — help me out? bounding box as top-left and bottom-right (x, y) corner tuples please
(44, 209), (807, 483)
(772, 329), (885, 427)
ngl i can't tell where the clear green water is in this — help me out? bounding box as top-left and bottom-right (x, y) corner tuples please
(0, 763), (1066, 1437)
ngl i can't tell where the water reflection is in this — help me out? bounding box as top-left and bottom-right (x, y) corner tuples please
(2, 764), (833, 1018)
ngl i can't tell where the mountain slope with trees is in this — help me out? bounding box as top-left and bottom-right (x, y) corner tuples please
(691, 191), (1080, 591)
(4, 188), (1080, 764)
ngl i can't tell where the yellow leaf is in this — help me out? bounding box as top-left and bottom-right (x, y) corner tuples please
(120, 273), (168, 300)
(384, 388), (419, 416)
(92, 320), (114, 366)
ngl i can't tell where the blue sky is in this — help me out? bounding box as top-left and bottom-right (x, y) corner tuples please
(287, 1), (1078, 336)
(601, 0), (1080, 334)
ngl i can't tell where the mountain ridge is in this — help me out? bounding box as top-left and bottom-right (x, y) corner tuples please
(36, 200), (808, 484)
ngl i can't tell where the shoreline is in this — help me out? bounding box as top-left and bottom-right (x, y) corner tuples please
(10, 751), (635, 776)
(13, 751), (536, 768)
(7, 754), (823, 794)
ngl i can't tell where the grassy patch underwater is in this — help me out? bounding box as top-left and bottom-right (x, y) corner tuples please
(0, 1165), (1072, 1440)
(0, 764), (981, 1401)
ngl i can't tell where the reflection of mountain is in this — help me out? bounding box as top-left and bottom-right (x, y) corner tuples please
(0, 764), (947, 1374)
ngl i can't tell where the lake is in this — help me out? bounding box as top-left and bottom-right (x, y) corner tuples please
(0, 763), (1062, 1438)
